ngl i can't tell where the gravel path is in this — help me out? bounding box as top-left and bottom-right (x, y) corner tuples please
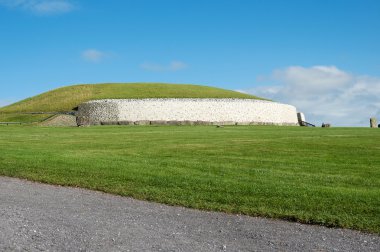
(0, 176), (379, 252)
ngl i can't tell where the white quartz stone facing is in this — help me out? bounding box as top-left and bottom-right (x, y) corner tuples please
(77, 99), (299, 125)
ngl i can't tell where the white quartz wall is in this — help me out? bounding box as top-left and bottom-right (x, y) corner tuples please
(76, 99), (299, 125)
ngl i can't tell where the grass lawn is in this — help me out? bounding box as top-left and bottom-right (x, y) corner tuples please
(0, 125), (379, 233)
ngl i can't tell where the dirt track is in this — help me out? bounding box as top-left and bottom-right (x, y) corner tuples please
(0, 176), (379, 251)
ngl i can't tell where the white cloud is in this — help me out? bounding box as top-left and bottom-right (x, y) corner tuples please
(0, 0), (75, 15)
(81, 49), (109, 63)
(244, 66), (380, 127)
(141, 61), (188, 72)
(273, 66), (352, 92)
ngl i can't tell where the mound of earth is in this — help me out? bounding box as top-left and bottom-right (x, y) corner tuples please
(0, 83), (264, 114)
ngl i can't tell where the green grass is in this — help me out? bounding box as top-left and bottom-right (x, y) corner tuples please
(0, 125), (379, 233)
(0, 113), (52, 123)
(0, 83), (263, 115)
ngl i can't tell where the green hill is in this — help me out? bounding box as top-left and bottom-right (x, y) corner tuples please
(0, 83), (264, 123)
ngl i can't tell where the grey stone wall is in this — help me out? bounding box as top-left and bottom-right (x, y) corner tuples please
(76, 99), (299, 126)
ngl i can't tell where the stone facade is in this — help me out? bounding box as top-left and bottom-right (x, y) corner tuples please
(76, 98), (299, 126)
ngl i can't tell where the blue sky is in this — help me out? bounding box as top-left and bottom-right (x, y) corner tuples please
(0, 0), (379, 126)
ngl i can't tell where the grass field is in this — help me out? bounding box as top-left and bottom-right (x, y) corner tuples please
(0, 125), (379, 233)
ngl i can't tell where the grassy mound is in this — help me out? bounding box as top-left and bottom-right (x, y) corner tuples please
(0, 83), (263, 115)
(0, 113), (52, 123)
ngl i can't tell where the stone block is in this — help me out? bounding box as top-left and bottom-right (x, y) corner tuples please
(297, 112), (305, 124)
(322, 123), (331, 128)
(194, 121), (212, 126)
(101, 121), (118, 125)
(134, 120), (150, 125)
(370, 118), (377, 128)
(166, 120), (181, 126)
(118, 121), (133, 125)
(150, 120), (168, 126)
(179, 120), (195, 126)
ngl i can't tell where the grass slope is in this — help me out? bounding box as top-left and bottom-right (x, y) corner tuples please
(0, 83), (263, 115)
(0, 125), (379, 233)
(0, 113), (52, 123)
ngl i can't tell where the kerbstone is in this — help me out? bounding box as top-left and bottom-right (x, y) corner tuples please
(118, 121), (133, 125)
(150, 120), (168, 126)
(134, 120), (150, 126)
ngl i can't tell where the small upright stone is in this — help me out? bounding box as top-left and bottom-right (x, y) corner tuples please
(297, 112), (305, 126)
(322, 123), (331, 128)
(370, 117), (377, 128)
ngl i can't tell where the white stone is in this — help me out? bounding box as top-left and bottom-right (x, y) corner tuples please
(76, 98), (299, 126)
(297, 112), (305, 124)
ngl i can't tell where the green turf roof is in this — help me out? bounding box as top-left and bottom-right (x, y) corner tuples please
(0, 83), (265, 113)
